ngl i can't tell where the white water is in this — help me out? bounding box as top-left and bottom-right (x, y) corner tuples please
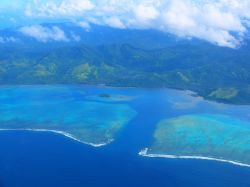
(0, 129), (113, 147)
(139, 148), (250, 168)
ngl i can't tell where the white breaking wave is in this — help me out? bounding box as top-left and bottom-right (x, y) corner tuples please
(139, 148), (250, 168)
(0, 128), (113, 147)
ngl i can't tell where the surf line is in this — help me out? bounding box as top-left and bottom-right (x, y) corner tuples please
(139, 148), (250, 168)
(0, 128), (113, 147)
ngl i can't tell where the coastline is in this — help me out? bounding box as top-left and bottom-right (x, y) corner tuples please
(0, 128), (113, 148)
(139, 148), (250, 168)
(1, 84), (249, 105)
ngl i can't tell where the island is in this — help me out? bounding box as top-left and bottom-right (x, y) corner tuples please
(0, 86), (137, 147)
(86, 93), (134, 102)
(140, 114), (250, 167)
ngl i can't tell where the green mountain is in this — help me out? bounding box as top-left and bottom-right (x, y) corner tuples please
(1, 24), (250, 104)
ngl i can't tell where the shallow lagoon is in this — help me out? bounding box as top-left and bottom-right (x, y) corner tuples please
(0, 85), (136, 146)
(142, 114), (250, 166)
(0, 85), (250, 187)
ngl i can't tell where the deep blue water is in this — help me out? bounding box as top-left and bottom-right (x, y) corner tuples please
(0, 85), (250, 187)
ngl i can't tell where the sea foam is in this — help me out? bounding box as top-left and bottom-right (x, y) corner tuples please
(0, 129), (113, 147)
(139, 148), (250, 168)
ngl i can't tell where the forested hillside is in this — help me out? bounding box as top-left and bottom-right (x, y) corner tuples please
(1, 24), (250, 104)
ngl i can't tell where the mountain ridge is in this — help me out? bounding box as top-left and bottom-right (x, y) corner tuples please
(0, 24), (250, 104)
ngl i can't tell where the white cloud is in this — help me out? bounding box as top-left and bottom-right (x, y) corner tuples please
(70, 32), (81, 42)
(19, 25), (69, 42)
(105, 17), (126, 29)
(161, 0), (246, 47)
(25, 0), (94, 17)
(24, 0), (250, 48)
(19, 25), (82, 43)
(0, 36), (17, 43)
(76, 21), (90, 29)
(134, 4), (159, 23)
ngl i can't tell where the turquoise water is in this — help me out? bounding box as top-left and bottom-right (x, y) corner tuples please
(0, 85), (250, 187)
(0, 85), (136, 145)
(147, 114), (250, 165)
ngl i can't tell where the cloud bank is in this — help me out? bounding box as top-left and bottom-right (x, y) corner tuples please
(20, 0), (250, 47)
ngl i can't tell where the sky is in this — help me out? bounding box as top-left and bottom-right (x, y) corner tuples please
(1, 0), (250, 48)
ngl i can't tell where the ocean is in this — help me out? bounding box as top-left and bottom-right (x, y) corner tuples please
(0, 85), (249, 187)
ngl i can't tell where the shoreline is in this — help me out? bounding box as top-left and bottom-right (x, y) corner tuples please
(0, 84), (249, 106)
(0, 128), (113, 147)
(139, 148), (250, 168)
